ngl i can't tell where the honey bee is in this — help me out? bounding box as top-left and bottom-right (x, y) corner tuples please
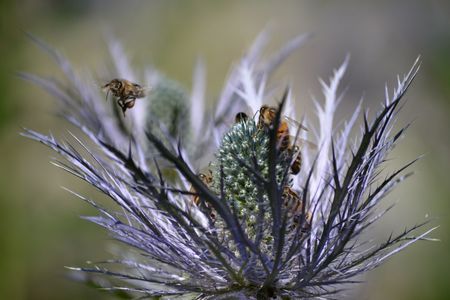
(189, 171), (216, 221)
(258, 105), (291, 151)
(257, 105), (309, 175)
(191, 171), (213, 206)
(282, 186), (311, 232)
(103, 79), (147, 116)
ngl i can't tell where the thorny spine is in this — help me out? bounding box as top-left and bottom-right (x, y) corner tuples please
(21, 32), (436, 299)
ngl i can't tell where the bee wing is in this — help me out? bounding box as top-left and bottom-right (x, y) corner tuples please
(283, 116), (308, 132)
(99, 82), (111, 101)
(136, 85), (151, 98)
(101, 80), (113, 90)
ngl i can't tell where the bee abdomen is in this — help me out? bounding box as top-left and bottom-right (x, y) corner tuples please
(290, 149), (302, 175)
(282, 187), (311, 232)
(189, 172), (216, 222)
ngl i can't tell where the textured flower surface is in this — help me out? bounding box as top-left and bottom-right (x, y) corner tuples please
(22, 32), (436, 299)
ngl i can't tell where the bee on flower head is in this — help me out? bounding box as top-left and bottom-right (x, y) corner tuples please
(257, 105), (309, 151)
(235, 105), (313, 176)
(102, 79), (148, 116)
(282, 186), (311, 232)
(258, 105), (317, 175)
(189, 170), (216, 222)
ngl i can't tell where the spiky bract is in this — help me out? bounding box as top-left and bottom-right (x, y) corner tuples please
(21, 32), (435, 300)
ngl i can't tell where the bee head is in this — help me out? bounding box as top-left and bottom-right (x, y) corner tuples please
(260, 105), (269, 114)
(102, 79), (122, 92)
(235, 112), (249, 123)
(259, 105), (276, 125)
(111, 79), (123, 91)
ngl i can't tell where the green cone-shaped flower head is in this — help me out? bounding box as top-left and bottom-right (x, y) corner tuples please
(147, 74), (190, 139)
(212, 117), (292, 249)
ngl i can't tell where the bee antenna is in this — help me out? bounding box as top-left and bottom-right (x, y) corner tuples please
(105, 89), (110, 102)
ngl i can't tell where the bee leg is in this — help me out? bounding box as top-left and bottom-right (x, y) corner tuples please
(105, 89), (110, 102)
(123, 98), (136, 117)
(124, 98), (136, 109)
(116, 99), (127, 117)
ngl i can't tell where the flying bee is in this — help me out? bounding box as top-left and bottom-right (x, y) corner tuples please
(257, 105), (312, 175)
(102, 79), (147, 116)
(189, 170), (216, 221)
(282, 186), (311, 232)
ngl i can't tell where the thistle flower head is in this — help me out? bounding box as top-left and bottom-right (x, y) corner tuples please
(22, 32), (436, 299)
(211, 115), (295, 255)
(147, 73), (190, 139)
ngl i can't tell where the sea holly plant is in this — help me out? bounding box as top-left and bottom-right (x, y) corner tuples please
(22, 32), (436, 299)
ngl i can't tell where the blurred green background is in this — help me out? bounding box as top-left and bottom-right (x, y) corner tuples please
(0, 0), (449, 299)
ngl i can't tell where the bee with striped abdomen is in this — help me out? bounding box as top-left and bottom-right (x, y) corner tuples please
(189, 170), (216, 221)
(103, 79), (147, 116)
(282, 186), (311, 232)
(257, 105), (311, 175)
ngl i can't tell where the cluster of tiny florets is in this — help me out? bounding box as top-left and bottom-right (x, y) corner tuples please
(212, 118), (291, 250)
(22, 34), (432, 300)
(147, 75), (190, 139)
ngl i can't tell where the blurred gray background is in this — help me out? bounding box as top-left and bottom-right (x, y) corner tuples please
(0, 0), (449, 299)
